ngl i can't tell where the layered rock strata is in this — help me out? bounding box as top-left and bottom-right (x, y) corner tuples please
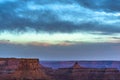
(0, 58), (51, 80)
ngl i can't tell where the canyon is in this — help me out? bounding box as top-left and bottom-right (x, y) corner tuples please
(0, 58), (120, 80)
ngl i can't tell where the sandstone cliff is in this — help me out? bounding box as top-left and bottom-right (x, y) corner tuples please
(0, 58), (51, 80)
(1, 58), (120, 80)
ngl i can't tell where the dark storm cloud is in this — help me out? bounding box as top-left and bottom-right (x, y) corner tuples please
(0, 0), (120, 34)
(76, 0), (120, 12)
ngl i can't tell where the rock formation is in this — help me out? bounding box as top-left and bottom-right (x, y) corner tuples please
(0, 58), (51, 80)
(0, 58), (19, 74)
(12, 59), (51, 80)
(1, 58), (120, 80)
(53, 62), (120, 80)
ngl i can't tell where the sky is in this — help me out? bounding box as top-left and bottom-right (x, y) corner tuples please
(0, 0), (120, 61)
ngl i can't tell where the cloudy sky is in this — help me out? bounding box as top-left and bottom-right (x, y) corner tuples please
(0, 0), (120, 60)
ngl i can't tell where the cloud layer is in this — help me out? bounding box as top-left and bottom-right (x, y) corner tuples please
(0, 0), (120, 45)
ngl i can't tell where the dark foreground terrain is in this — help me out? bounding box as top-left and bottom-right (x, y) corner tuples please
(0, 58), (120, 80)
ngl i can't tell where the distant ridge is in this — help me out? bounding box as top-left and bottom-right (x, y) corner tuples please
(41, 61), (120, 69)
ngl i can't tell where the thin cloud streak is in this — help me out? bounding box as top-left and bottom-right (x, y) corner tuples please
(0, 30), (120, 45)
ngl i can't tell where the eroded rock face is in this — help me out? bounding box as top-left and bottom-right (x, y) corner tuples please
(0, 58), (19, 74)
(1, 59), (120, 80)
(0, 58), (51, 80)
(12, 59), (51, 80)
(103, 68), (120, 80)
(53, 62), (120, 80)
